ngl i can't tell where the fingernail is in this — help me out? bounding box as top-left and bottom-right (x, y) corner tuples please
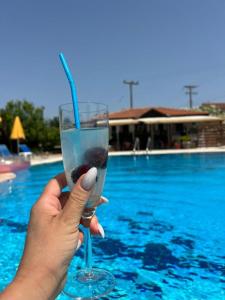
(76, 239), (82, 251)
(97, 223), (105, 238)
(81, 167), (97, 191)
(101, 196), (109, 203)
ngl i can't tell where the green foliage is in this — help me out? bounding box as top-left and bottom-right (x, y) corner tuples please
(0, 99), (60, 151)
(200, 104), (224, 116)
(44, 118), (60, 150)
(180, 135), (191, 142)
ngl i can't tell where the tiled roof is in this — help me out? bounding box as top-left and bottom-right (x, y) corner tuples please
(109, 107), (208, 119)
(109, 107), (150, 119)
(152, 107), (208, 116)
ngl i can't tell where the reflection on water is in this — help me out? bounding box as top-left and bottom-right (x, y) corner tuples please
(0, 180), (13, 195)
(0, 155), (225, 299)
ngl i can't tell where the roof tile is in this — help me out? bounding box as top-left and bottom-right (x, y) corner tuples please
(109, 107), (208, 119)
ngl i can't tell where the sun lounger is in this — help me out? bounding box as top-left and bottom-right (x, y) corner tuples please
(0, 144), (13, 158)
(19, 144), (32, 159)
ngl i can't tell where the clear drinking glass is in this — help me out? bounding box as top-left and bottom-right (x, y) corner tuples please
(59, 102), (115, 299)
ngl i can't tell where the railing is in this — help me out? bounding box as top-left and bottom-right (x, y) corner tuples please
(133, 137), (140, 153)
(146, 137), (152, 153)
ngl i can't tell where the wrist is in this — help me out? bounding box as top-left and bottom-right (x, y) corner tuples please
(1, 266), (61, 300)
(0, 278), (45, 300)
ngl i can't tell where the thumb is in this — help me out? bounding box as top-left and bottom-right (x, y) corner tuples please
(61, 167), (97, 227)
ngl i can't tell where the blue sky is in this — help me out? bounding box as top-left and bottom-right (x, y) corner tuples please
(1, 0), (225, 118)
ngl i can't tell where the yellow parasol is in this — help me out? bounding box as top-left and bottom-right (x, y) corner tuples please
(10, 116), (25, 153)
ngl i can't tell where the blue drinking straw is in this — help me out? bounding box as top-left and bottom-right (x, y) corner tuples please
(59, 53), (80, 129)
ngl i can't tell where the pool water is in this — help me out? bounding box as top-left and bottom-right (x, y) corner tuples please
(0, 154), (225, 299)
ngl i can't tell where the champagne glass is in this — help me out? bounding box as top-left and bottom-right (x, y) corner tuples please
(59, 102), (115, 299)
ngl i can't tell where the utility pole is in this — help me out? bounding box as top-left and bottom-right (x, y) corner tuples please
(123, 80), (139, 109)
(184, 85), (198, 109)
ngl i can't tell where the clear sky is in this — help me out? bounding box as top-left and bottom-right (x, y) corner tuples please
(1, 0), (225, 118)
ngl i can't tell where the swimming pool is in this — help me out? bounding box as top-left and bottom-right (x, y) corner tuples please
(0, 154), (225, 299)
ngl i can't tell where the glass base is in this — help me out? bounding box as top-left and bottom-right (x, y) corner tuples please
(63, 268), (115, 299)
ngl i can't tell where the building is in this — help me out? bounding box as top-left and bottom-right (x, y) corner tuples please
(201, 102), (225, 114)
(108, 107), (225, 151)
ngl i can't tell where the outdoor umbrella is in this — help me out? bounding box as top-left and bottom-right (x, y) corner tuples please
(10, 116), (25, 153)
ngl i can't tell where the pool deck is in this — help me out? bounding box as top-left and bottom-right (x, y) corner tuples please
(29, 146), (225, 166)
(110, 146), (225, 156)
(31, 154), (63, 166)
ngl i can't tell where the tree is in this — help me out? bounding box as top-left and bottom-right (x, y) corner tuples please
(44, 117), (60, 150)
(0, 99), (60, 152)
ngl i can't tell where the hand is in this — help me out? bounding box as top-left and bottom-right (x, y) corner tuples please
(0, 168), (107, 300)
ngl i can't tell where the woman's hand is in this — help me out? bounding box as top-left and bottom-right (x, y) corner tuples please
(0, 167), (107, 300)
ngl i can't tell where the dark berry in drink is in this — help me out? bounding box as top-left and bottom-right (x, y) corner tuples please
(71, 164), (91, 183)
(84, 147), (108, 169)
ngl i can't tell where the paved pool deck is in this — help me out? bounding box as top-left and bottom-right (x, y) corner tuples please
(109, 146), (225, 156)
(30, 146), (225, 166)
(31, 154), (63, 166)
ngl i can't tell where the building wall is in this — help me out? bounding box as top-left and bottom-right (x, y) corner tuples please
(109, 121), (225, 151)
(197, 122), (225, 147)
(222, 122), (225, 145)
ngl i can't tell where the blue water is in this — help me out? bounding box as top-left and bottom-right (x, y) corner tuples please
(0, 154), (225, 299)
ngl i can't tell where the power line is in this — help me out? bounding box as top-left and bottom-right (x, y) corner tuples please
(184, 85), (198, 109)
(123, 80), (139, 109)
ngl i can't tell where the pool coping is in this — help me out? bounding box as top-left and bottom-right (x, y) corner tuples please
(29, 147), (225, 166)
(109, 147), (225, 156)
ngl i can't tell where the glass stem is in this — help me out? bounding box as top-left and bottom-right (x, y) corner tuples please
(84, 227), (93, 272)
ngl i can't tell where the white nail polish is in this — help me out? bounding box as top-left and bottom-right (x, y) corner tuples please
(97, 223), (105, 238)
(76, 239), (82, 251)
(101, 196), (109, 203)
(81, 167), (97, 191)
